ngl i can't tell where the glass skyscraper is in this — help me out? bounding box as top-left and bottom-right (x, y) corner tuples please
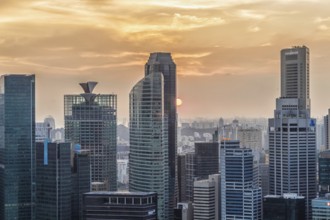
(129, 71), (169, 220)
(145, 52), (177, 218)
(269, 46), (317, 220)
(64, 81), (117, 191)
(0, 74), (36, 220)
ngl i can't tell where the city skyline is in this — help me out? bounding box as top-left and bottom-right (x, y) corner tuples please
(1, 0), (330, 125)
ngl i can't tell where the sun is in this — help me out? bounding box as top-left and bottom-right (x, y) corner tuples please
(176, 98), (183, 106)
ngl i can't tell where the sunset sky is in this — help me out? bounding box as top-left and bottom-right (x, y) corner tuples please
(1, 0), (330, 126)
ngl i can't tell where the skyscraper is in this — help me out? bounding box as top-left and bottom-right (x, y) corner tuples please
(145, 52), (177, 217)
(129, 71), (169, 220)
(269, 46), (317, 219)
(0, 74), (36, 220)
(318, 150), (330, 196)
(36, 142), (71, 220)
(220, 140), (262, 220)
(64, 81), (117, 191)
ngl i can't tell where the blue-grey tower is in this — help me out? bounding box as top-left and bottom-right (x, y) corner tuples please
(0, 74), (36, 220)
(145, 52), (177, 218)
(65, 82), (117, 191)
(269, 46), (317, 220)
(129, 71), (169, 220)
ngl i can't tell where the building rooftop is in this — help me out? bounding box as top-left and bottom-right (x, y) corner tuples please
(84, 191), (156, 196)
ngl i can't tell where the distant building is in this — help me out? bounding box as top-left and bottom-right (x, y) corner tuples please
(237, 127), (263, 151)
(263, 194), (305, 220)
(194, 142), (219, 179)
(193, 174), (220, 220)
(324, 110), (330, 149)
(36, 142), (72, 220)
(65, 81), (117, 191)
(177, 154), (187, 202)
(221, 140), (262, 220)
(174, 202), (193, 220)
(260, 163), (270, 197)
(312, 194), (330, 219)
(319, 150), (330, 196)
(0, 74), (36, 220)
(83, 191), (157, 220)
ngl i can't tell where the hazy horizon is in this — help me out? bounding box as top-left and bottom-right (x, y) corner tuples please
(1, 0), (330, 127)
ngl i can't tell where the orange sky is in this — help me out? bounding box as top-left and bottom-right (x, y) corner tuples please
(1, 0), (330, 126)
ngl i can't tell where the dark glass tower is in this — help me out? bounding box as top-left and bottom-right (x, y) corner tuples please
(36, 142), (71, 220)
(0, 74), (36, 220)
(318, 150), (330, 196)
(64, 81), (117, 191)
(145, 52), (177, 218)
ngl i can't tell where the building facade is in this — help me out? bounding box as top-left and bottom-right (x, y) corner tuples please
(220, 140), (262, 220)
(264, 194), (305, 220)
(64, 81), (117, 191)
(0, 75), (36, 220)
(129, 71), (169, 220)
(312, 194), (330, 220)
(83, 191), (157, 220)
(319, 150), (330, 196)
(145, 52), (177, 218)
(36, 142), (71, 220)
(269, 46), (317, 219)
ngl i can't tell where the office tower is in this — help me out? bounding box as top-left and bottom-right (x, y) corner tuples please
(319, 150), (330, 196)
(0, 74), (35, 220)
(185, 152), (195, 202)
(260, 163), (270, 197)
(129, 71), (169, 220)
(64, 81), (117, 191)
(71, 147), (91, 220)
(324, 110), (330, 149)
(174, 202), (193, 220)
(263, 194), (305, 220)
(269, 46), (317, 219)
(36, 142), (71, 220)
(83, 192), (157, 220)
(220, 140), (262, 220)
(194, 142), (219, 179)
(312, 194), (330, 219)
(194, 174), (220, 220)
(237, 127), (263, 151)
(280, 46), (310, 110)
(145, 52), (177, 218)
(177, 154), (187, 202)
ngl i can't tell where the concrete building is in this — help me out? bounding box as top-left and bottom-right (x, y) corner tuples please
(220, 140), (262, 220)
(264, 193), (305, 220)
(237, 127), (263, 151)
(64, 81), (117, 191)
(174, 202), (193, 220)
(0, 75), (36, 220)
(269, 46), (317, 219)
(83, 191), (157, 220)
(259, 163), (270, 197)
(193, 174), (220, 220)
(129, 71), (169, 220)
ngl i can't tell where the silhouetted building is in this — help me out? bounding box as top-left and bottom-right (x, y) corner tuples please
(36, 142), (71, 220)
(71, 147), (91, 220)
(83, 191), (157, 220)
(65, 81), (117, 191)
(264, 194), (305, 220)
(177, 154), (187, 202)
(0, 74), (36, 220)
(194, 142), (219, 179)
(260, 163), (270, 197)
(319, 150), (330, 196)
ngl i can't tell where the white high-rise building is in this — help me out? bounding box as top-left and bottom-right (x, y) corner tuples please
(129, 71), (169, 220)
(269, 46), (317, 220)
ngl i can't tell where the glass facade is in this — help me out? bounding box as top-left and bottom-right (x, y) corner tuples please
(36, 142), (71, 220)
(64, 82), (117, 191)
(129, 72), (169, 220)
(0, 75), (35, 220)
